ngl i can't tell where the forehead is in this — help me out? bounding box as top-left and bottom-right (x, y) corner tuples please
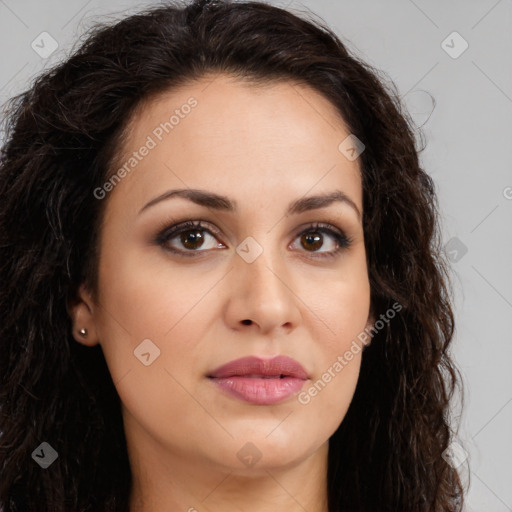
(105, 73), (362, 214)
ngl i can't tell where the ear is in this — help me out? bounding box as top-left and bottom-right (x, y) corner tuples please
(365, 310), (376, 330)
(363, 309), (376, 349)
(67, 283), (100, 347)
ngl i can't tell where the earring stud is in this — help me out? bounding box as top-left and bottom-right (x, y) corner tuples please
(79, 328), (88, 337)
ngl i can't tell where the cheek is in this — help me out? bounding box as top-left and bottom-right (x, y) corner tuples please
(294, 270), (369, 424)
(94, 244), (216, 399)
(298, 356), (361, 443)
(303, 263), (371, 351)
(294, 298), (365, 441)
(94, 256), (213, 443)
(96, 242), (219, 337)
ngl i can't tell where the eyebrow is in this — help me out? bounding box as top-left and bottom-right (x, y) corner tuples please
(138, 188), (361, 220)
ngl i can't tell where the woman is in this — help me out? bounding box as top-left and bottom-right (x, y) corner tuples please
(0, 0), (465, 510)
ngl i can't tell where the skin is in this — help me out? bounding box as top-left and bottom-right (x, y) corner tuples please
(70, 73), (374, 512)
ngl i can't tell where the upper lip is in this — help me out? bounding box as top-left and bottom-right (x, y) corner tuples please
(208, 355), (308, 380)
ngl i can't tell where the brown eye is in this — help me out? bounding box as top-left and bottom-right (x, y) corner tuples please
(156, 220), (225, 257)
(291, 223), (352, 259)
(156, 220), (352, 260)
(300, 232), (324, 252)
(179, 229), (206, 250)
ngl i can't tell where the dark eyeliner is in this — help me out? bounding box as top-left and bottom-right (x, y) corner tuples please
(155, 219), (353, 259)
(155, 220), (221, 258)
(296, 222), (353, 260)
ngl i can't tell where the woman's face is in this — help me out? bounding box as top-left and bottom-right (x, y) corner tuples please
(73, 73), (372, 476)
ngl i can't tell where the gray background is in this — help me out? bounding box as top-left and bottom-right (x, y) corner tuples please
(0, 0), (511, 510)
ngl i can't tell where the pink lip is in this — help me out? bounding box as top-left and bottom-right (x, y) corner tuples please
(207, 355), (308, 405)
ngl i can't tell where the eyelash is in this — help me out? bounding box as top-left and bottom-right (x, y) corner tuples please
(154, 219), (353, 260)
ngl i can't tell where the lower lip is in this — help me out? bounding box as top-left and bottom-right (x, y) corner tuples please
(209, 376), (307, 405)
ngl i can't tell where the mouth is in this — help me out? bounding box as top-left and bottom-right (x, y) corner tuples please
(207, 355), (308, 405)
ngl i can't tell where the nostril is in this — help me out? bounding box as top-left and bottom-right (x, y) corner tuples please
(241, 319), (252, 325)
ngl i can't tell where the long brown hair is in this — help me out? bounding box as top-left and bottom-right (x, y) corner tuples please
(0, 1), (464, 510)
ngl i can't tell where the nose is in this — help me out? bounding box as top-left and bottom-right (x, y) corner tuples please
(223, 241), (302, 336)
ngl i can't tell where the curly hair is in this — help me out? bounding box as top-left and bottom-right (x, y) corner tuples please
(0, 0), (464, 510)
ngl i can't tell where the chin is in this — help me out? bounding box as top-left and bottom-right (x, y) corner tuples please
(204, 434), (323, 474)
